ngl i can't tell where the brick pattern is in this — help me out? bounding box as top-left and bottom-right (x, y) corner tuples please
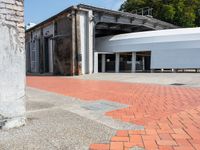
(90, 105), (200, 150)
(0, 0), (24, 47)
(27, 77), (200, 150)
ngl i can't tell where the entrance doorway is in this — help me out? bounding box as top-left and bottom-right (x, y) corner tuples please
(44, 37), (53, 73)
(106, 54), (115, 72)
(136, 51), (151, 72)
(119, 53), (132, 72)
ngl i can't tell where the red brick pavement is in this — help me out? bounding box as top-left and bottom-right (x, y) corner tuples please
(27, 77), (200, 150)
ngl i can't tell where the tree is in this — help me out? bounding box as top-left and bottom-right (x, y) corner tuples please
(120, 0), (200, 27)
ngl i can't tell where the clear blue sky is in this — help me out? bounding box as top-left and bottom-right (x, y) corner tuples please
(24, 0), (125, 25)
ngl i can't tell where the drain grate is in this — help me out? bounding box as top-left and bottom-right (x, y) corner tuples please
(170, 83), (186, 86)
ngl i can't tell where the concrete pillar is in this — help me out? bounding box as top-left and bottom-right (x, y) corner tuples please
(71, 10), (76, 75)
(0, 0), (26, 129)
(94, 52), (98, 73)
(48, 39), (53, 73)
(88, 10), (94, 74)
(115, 53), (120, 73)
(132, 52), (136, 73)
(79, 11), (87, 74)
(79, 10), (94, 74)
(102, 54), (106, 73)
(142, 56), (145, 71)
(172, 69), (177, 73)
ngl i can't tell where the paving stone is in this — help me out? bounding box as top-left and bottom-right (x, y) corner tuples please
(82, 100), (128, 113)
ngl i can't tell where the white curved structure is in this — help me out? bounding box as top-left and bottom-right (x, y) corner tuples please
(95, 27), (200, 72)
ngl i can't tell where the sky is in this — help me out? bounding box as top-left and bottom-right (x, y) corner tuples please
(24, 0), (125, 25)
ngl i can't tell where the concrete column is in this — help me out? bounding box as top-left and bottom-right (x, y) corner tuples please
(132, 52), (136, 73)
(79, 10), (94, 75)
(48, 39), (53, 73)
(94, 52), (98, 73)
(79, 11), (87, 74)
(71, 10), (76, 75)
(115, 53), (120, 73)
(88, 10), (94, 74)
(0, 0), (26, 129)
(142, 56), (145, 71)
(102, 54), (106, 73)
(172, 69), (177, 73)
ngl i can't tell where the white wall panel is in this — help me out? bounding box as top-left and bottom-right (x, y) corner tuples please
(151, 48), (200, 69)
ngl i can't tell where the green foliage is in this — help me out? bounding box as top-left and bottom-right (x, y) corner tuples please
(120, 0), (200, 27)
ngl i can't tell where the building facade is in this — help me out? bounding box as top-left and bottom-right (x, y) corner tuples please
(25, 4), (177, 76)
(95, 28), (200, 73)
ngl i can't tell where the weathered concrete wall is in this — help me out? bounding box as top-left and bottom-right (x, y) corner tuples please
(25, 15), (74, 76)
(54, 17), (72, 75)
(0, 0), (26, 129)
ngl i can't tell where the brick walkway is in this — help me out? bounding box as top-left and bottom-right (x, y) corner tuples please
(27, 77), (200, 150)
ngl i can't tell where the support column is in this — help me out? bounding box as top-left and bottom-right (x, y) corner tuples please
(172, 69), (177, 73)
(132, 52), (136, 73)
(142, 56), (145, 71)
(79, 11), (87, 74)
(115, 53), (120, 73)
(102, 54), (106, 73)
(0, 0), (26, 129)
(88, 10), (94, 74)
(94, 52), (98, 73)
(71, 10), (76, 75)
(79, 10), (94, 75)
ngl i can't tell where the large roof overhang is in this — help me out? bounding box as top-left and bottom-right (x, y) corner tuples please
(26, 4), (178, 33)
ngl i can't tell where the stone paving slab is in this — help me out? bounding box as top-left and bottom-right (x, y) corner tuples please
(64, 100), (144, 130)
(81, 100), (128, 113)
(27, 76), (200, 150)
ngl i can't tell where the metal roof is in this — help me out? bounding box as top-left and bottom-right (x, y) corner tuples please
(26, 4), (178, 33)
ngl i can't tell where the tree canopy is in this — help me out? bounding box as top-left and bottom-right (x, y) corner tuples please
(120, 0), (200, 27)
